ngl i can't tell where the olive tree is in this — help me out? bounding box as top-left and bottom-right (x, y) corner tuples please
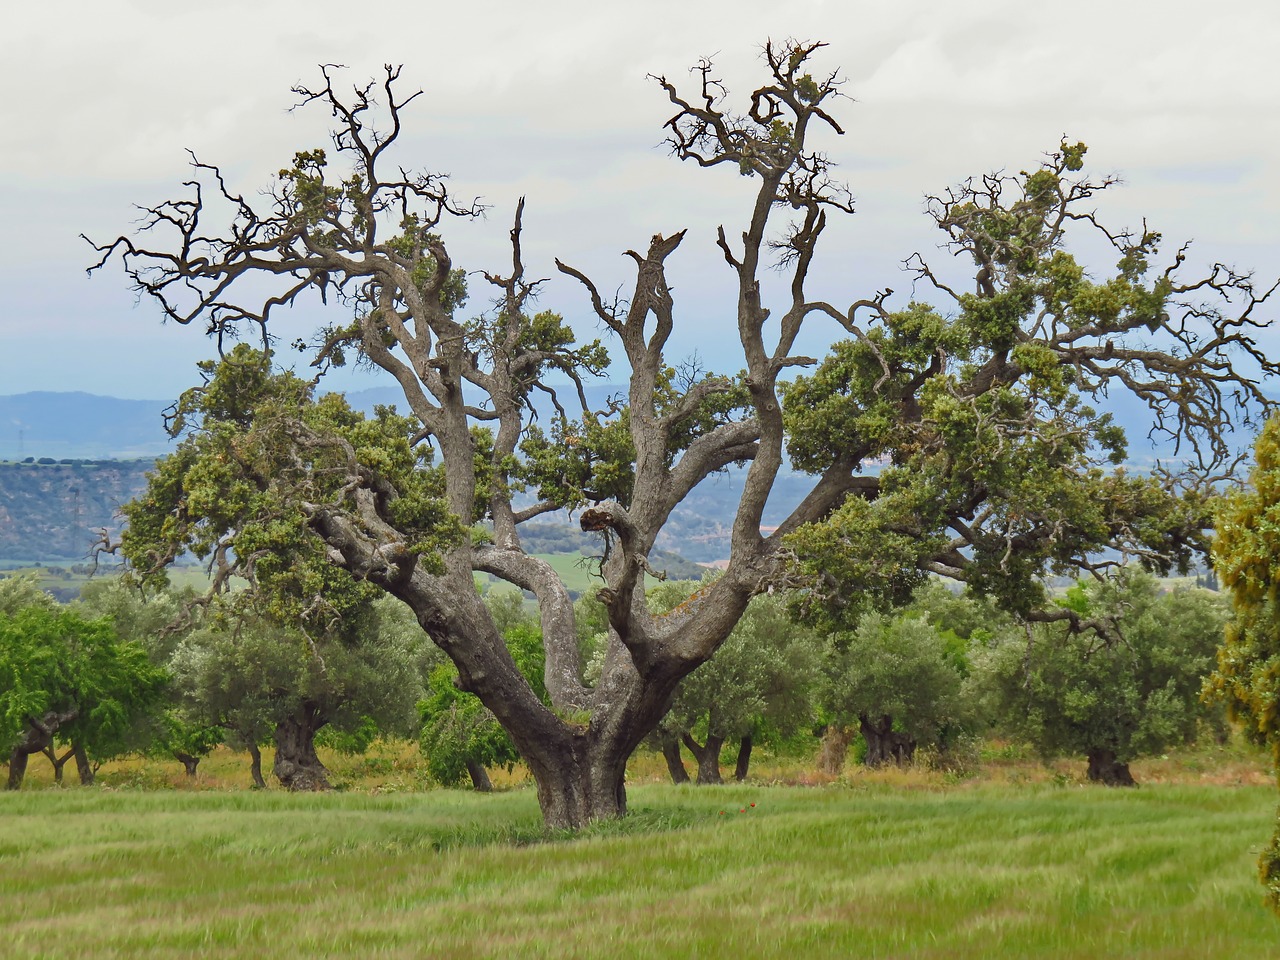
(1, 605), (166, 789)
(820, 610), (971, 770)
(88, 42), (1276, 828)
(651, 587), (821, 784)
(970, 571), (1227, 785)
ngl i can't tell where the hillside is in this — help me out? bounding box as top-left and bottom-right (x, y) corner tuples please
(0, 388), (1221, 566)
(0, 459), (153, 561)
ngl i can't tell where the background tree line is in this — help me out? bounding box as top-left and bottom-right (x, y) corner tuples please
(1, 565), (1231, 793)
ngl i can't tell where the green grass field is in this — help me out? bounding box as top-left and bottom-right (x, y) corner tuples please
(2, 776), (1278, 959)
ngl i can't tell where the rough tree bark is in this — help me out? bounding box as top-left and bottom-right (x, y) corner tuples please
(272, 704), (330, 791)
(734, 734), (753, 782)
(465, 759), (493, 793)
(1086, 748), (1136, 787)
(859, 715), (916, 768)
(660, 735), (690, 784)
(174, 752), (201, 778)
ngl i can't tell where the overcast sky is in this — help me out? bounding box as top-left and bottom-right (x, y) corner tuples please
(2, 0), (1278, 401)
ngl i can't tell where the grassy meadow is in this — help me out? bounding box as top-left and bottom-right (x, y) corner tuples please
(2, 743), (1279, 958)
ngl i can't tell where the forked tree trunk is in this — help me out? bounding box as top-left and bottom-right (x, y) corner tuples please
(7, 711), (77, 790)
(247, 742), (266, 789)
(465, 759), (493, 792)
(734, 734), (753, 782)
(174, 752), (201, 778)
(817, 725), (857, 776)
(72, 742), (95, 785)
(42, 744), (74, 784)
(660, 735), (690, 784)
(859, 714), (916, 768)
(272, 705), (330, 791)
(1086, 748), (1136, 786)
(681, 732), (725, 785)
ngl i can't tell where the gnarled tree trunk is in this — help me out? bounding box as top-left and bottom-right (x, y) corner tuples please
(859, 714), (916, 767)
(465, 759), (493, 792)
(7, 711), (77, 790)
(174, 752), (201, 778)
(1086, 748), (1136, 786)
(41, 744), (74, 784)
(660, 735), (690, 784)
(734, 734), (753, 782)
(72, 742), (95, 785)
(272, 704), (330, 791)
(681, 732), (725, 785)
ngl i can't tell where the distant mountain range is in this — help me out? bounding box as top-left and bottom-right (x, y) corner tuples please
(0, 387), (1252, 565)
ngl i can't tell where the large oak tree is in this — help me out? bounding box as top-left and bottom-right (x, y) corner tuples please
(89, 42), (1275, 828)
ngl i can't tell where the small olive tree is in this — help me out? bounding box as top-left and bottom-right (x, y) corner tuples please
(969, 571), (1227, 785)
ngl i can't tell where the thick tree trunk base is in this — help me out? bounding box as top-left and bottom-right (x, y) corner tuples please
(175, 752), (201, 778)
(734, 735), (753, 782)
(527, 752), (629, 831)
(466, 759), (493, 792)
(661, 736), (690, 785)
(1086, 749), (1136, 786)
(273, 715), (331, 791)
(860, 715), (915, 768)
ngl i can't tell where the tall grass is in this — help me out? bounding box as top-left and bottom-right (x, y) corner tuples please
(1, 782), (1276, 958)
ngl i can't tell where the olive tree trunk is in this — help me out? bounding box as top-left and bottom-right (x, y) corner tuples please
(465, 759), (493, 792)
(1086, 748), (1136, 786)
(859, 714), (916, 767)
(660, 735), (690, 784)
(272, 704), (330, 791)
(246, 742), (266, 789)
(174, 752), (201, 778)
(734, 734), (753, 782)
(681, 732), (725, 785)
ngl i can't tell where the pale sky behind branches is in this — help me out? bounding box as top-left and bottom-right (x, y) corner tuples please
(2, 0), (1278, 400)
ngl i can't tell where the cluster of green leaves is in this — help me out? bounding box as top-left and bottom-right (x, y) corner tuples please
(1207, 414), (1280, 909)
(0, 576), (167, 768)
(123, 344), (460, 628)
(819, 582), (978, 760)
(968, 570), (1227, 773)
(783, 146), (1209, 626)
(652, 584), (822, 754)
(517, 367), (748, 510)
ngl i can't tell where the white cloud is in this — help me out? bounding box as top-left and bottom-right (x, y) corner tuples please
(1, 0), (1278, 396)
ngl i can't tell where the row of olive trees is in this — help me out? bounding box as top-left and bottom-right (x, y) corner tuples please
(638, 571), (1228, 788)
(2, 564), (1228, 792)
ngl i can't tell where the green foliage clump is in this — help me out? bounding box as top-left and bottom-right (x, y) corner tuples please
(970, 570), (1226, 784)
(1207, 414), (1280, 910)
